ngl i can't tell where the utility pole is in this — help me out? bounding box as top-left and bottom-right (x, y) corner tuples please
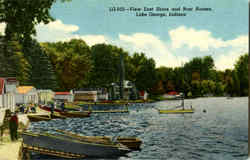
(119, 53), (125, 100)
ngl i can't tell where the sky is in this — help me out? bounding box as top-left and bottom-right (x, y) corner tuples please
(1, 0), (248, 70)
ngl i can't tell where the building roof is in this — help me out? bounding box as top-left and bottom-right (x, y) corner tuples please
(0, 78), (4, 95)
(6, 77), (17, 82)
(17, 86), (35, 94)
(55, 92), (70, 95)
(167, 91), (178, 95)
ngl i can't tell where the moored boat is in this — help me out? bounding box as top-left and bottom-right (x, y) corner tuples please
(56, 129), (142, 150)
(158, 93), (194, 114)
(83, 110), (129, 113)
(158, 109), (194, 114)
(117, 137), (142, 150)
(22, 132), (131, 158)
(59, 111), (91, 118)
(39, 105), (62, 113)
(27, 114), (66, 122)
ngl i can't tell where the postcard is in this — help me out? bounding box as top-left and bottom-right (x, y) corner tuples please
(0, 0), (248, 159)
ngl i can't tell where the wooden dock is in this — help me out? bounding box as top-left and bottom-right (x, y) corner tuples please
(18, 142), (86, 159)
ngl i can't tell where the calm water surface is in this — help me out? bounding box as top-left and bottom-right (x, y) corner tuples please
(28, 97), (248, 160)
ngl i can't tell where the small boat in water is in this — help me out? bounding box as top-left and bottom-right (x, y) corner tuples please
(158, 109), (194, 114)
(39, 105), (91, 118)
(27, 114), (66, 122)
(22, 132), (131, 158)
(83, 110), (129, 113)
(158, 93), (195, 114)
(59, 111), (91, 118)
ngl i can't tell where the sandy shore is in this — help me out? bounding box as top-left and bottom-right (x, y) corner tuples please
(0, 108), (49, 160)
(0, 138), (22, 160)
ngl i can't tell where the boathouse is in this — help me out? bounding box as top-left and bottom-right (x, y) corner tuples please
(37, 89), (55, 104)
(54, 91), (74, 102)
(16, 86), (39, 104)
(0, 77), (17, 112)
(73, 88), (108, 102)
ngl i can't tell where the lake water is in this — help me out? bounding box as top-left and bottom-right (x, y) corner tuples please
(28, 97), (248, 160)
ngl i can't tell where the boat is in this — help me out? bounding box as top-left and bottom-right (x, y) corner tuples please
(59, 111), (91, 118)
(27, 114), (67, 122)
(158, 93), (195, 114)
(56, 129), (142, 150)
(22, 132), (131, 158)
(158, 108), (194, 114)
(83, 110), (129, 113)
(117, 137), (142, 150)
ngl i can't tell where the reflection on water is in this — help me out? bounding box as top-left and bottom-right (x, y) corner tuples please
(28, 97), (248, 160)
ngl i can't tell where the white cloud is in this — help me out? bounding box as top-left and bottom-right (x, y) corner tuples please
(39, 20), (79, 33)
(226, 35), (248, 50)
(214, 35), (248, 70)
(63, 35), (108, 46)
(215, 51), (243, 70)
(169, 26), (227, 51)
(118, 33), (189, 67)
(36, 20), (108, 46)
(169, 26), (248, 70)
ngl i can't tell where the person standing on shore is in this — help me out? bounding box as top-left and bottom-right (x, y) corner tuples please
(9, 112), (18, 141)
(50, 101), (55, 117)
(60, 100), (65, 112)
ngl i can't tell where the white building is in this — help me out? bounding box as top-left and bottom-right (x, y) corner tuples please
(54, 91), (74, 102)
(0, 77), (18, 112)
(16, 86), (38, 104)
(0, 77), (18, 124)
(37, 89), (55, 104)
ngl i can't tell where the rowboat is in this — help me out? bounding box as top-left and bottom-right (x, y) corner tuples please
(22, 132), (131, 158)
(56, 129), (142, 150)
(39, 105), (91, 117)
(158, 108), (194, 114)
(59, 111), (91, 118)
(27, 114), (66, 122)
(83, 110), (129, 113)
(117, 137), (142, 150)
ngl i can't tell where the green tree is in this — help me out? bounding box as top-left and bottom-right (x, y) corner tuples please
(90, 44), (126, 87)
(25, 40), (58, 90)
(234, 54), (248, 96)
(0, 36), (29, 81)
(42, 39), (92, 91)
(129, 53), (157, 92)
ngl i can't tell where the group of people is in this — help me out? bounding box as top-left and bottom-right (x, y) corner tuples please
(17, 103), (36, 114)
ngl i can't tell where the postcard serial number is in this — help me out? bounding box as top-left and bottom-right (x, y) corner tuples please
(109, 7), (158, 12)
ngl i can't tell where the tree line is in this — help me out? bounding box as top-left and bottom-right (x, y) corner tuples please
(0, 37), (248, 97)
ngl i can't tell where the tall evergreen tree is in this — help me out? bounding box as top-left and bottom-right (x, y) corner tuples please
(25, 40), (58, 90)
(0, 36), (29, 81)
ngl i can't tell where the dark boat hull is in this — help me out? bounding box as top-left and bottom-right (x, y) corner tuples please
(27, 114), (66, 122)
(55, 129), (142, 150)
(59, 111), (91, 118)
(22, 132), (131, 158)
